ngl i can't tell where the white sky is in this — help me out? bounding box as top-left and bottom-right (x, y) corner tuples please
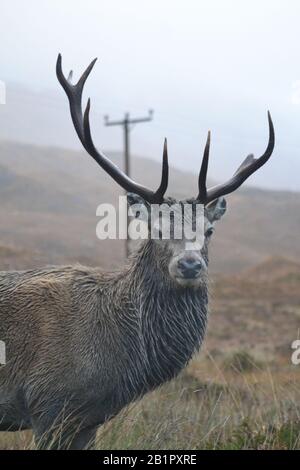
(1, 0), (300, 190)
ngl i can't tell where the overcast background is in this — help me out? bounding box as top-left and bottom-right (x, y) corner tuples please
(0, 0), (299, 190)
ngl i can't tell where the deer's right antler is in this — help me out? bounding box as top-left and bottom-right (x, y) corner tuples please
(56, 54), (168, 203)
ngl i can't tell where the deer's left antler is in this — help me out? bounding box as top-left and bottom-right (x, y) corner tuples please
(197, 112), (275, 204)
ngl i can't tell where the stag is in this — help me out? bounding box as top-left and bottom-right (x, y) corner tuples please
(0, 54), (275, 449)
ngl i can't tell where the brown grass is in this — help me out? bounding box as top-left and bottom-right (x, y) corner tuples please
(1, 354), (299, 450)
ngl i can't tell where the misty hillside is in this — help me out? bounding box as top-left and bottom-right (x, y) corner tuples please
(0, 140), (300, 273)
(0, 84), (77, 150)
(208, 255), (300, 360)
(0, 82), (298, 193)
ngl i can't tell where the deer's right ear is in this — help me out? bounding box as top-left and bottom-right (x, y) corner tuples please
(127, 193), (146, 207)
(127, 193), (150, 221)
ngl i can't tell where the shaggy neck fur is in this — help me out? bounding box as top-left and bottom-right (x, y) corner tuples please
(111, 240), (209, 406)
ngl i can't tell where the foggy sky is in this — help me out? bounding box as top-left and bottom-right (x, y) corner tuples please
(1, 0), (300, 191)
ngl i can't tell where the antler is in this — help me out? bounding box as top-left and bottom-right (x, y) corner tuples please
(197, 112), (275, 204)
(56, 54), (168, 203)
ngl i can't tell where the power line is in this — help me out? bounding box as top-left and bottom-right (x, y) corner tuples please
(104, 110), (154, 258)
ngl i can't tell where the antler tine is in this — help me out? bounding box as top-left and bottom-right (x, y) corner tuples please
(56, 53), (97, 146)
(155, 138), (169, 201)
(83, 99), (168, 199)
(197, 131), (211, 203)
(198, 112), (275, 204)
(56, 54), (169, 203)
(67, 70), (73, 82)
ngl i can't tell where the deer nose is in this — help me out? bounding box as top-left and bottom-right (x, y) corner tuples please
(177, 258), (202, 278)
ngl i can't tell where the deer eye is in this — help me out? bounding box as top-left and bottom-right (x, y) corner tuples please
(205, 227), (214, 238)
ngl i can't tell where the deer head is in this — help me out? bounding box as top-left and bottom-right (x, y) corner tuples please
(56, 54), (275, 288)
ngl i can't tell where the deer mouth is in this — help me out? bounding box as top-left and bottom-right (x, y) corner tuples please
(174, 274), (204, 288)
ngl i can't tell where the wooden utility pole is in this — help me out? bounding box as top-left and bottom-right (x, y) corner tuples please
(104, 110), (153, 258)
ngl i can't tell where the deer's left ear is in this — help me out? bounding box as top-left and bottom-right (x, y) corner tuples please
(206, 197), (227, 223)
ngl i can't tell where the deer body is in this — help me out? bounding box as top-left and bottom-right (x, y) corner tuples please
(0, 241), (208, 448)
(0, 54), (275, 449)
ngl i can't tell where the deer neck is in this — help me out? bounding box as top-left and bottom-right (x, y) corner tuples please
(124, 240), (209, 390)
